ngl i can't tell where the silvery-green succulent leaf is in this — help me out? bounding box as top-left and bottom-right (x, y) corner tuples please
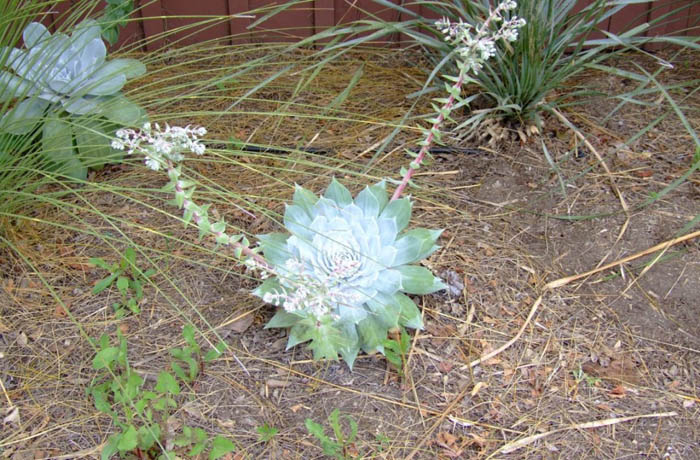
(0, 20), (146, 179)
(393, 228), (443, 265)
(100, 95), (146, 125)
(43, 117), (87, 180)
(292, 184), (318, 212)
(354, 181), (387, 218)
(324, 178), (352, 206)
(397, 265), (447, 294)
(265, 309), (304, 329)
(62, 95), (107, 115)
(396, 293), (423, 329)
(23, 23), (50, 49)
(0, 97), (48, 134)
(380, 198), (412, 233)
(256, 179), (445, 369)
(1, 20), (144, 128)
(257, 233), (291, 267)
(75, 118), (122, 168)
(0, 70), (35, 102)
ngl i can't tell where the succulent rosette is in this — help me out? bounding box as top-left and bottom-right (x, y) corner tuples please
(253, 179), (445, 368)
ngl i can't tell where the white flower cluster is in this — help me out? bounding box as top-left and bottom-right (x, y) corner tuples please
(111, 122), (207, 171)
(435, 1), (526, 74)
(261, 255), (369, 320)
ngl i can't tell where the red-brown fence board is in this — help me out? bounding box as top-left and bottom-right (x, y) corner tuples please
(158, 1), (231, 46)
(227, 0), (253, 44)
(607, 1), (648, 36)
(248, 0), (314, 41)
(690, 2), (700, 35)
(647, 0), (697, 51)
(314, 0), (335, 43)
(35, 0), (700, 50)
(138, 0), (166, 51)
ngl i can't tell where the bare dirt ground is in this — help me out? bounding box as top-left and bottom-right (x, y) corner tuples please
(1, 48), (698, 459)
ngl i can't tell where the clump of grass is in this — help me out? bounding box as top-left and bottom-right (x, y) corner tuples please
(323, 0), (699, 136)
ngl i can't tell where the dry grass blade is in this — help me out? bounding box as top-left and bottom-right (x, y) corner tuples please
(546, 230), (700, 289)
(497, 411), (678, 455)
(404, 384), (472, 460)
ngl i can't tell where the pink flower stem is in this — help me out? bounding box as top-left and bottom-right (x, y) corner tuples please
(166, 160), (271, 269)
(391, 70), (466, 201)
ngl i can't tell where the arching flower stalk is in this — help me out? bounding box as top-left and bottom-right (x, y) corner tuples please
(111, 123), (265, 267)
(391, 1), (526, 200)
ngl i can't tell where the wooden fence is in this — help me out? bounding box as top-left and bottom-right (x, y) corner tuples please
(46, 0), (700, 50)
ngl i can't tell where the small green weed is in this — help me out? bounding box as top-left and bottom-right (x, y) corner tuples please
(383, 328), (411, 378)
(89, 328), (235, 459)
(374, 432), (390, 452)
(256, 423), (279, 442)
(90, 247), (156, 318)
(305, 408), (360, 460)
(573, 366), (601, 387)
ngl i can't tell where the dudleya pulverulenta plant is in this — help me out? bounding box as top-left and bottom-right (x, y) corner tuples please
(253, 180), (445, 368)
(110, 1), (525, 370)
(0, 19), (146, 179)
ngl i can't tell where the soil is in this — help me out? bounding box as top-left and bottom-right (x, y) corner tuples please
(1, 47), (698, 459)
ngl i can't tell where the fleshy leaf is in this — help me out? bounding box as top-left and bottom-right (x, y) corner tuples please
(338, 324), (360, 369)
(0, 71), (34, 102)
(354, 181), (388, 218)
(265, 308), (304, 329)
(63, 94), (110, 115)
(100, 95), (147, 125)
(323, 177), (352, 206)
(257, 232), (291, 267)
(283, 204), (313, 240)
(0, 97), (48, 134)
(292, 184), (318, 213)
(252, 277), (282, 302)
(357, 317), (387, 354)
(306, 320), (345, 361)
(392, 228), (442, 266)
(286, 322), (314, 349)
(379, 197), (412, 233)
(396, 293), (423, 329)
(75, 119), (120, 168)
(23, 23), (49, 48)
(43, 117), (87, 180)
(397, 265), (446, 294)
(366, 293), (401, 330)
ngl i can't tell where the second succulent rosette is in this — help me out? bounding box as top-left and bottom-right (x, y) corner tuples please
(254, 179), (445, 368)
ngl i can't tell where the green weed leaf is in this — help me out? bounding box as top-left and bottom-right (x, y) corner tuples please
(257, 423), (279, 442)
(116, 425), (138, 451)
(209, 436), (236, 459)
(92, 347), (119, 370)
(155, 371), (180, 395)
(92, 273), (117, 295)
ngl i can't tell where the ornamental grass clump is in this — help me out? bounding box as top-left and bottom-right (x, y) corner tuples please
(337, 0), (692, 136)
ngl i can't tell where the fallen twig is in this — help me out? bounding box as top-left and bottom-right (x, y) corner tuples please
(497, 411), (678, 455)
(546, 230), (700, 289)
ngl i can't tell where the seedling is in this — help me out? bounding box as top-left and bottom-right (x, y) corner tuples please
(383, 328), (411, 378)
(89, 328), (235, 459)
(573, 366), (601, 387)
(256, 423), (279, 443)
(90, 247), (156, 318)
(305, 408), (359, 460)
